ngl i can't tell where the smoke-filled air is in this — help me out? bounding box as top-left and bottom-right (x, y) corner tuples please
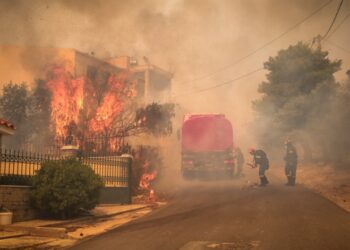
(1, 1), (350, 249)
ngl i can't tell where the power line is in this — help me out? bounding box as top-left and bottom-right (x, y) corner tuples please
(176, 0), (335, 87)
(323, 0), (344, 39)
(326, 12), (350, 39)
(173, 68), (264, 98)
(325, 40), (350, 54)
(174, 0), (344, 98)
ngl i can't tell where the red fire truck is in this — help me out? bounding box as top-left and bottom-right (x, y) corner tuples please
(181, 114), (235, 179)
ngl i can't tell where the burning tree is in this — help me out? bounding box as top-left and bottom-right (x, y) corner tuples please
(44, 64), (138, 152)
(0, 62), (175, 154)
(43, 64), (175, 200)
(43, 64), (174, 154)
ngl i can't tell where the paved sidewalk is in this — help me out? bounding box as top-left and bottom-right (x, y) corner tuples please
(0, 203), (157, 249)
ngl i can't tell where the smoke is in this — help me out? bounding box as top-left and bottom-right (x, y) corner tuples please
(1, 0), (350, 174)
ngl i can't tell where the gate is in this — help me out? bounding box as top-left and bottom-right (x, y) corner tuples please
(82, 154), (132, 204)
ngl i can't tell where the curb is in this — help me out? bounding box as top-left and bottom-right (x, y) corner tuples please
(44, 204), (153, 228)
(0, 204), (154, 239)
(0, 225), (67, 238)
(0, 231), (28, 240)
(0, 237), (57, 250)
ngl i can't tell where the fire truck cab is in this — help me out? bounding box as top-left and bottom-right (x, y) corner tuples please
(181, 114), (235, 179)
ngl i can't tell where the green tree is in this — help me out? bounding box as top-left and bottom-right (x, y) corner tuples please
(27, 79), (53, 147)
(253, 42), (341, 161)
(0, 82), (29, 147)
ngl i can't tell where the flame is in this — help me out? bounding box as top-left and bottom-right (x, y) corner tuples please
(44, 64), (136, 148)
(46, 65), (84, 138)
(139, 161), (158, 203)
(89, 72), (131, 133)
(149, 189), (156, 203)
(139, 171), (158, 190)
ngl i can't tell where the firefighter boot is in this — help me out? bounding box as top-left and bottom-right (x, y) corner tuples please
(285, 176), (291, 186)
(290, 177), (296, 186)
(264, 176), (269, 185)
(259, 177), (266, 187)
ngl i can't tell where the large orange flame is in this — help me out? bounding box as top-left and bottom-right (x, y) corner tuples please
(46, 65), (84, 138)
(45, 64), (136, 149)
(89, 72), (136, 133)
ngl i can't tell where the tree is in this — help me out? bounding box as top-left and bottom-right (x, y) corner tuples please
(135, 103), (175, 136)
(27, 79), (53, 147)
(0, 80), (53, 149)
(253, 42), (341, 161)
(325, 69), (350, 166)
(0, 82), (29, 147)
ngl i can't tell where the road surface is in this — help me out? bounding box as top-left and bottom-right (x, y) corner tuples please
(71, 172), (350, 250)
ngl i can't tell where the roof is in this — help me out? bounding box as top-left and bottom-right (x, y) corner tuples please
(0, 119), (16, 130)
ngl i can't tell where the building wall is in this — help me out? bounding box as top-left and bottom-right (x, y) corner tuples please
(0, 185), (36, 222)
(75, 51), (121, 78)
(107, 56), (131, 69)
(108, 56), (173, 104)
(149, 70), (171, 103)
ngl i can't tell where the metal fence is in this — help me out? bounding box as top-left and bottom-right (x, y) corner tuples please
(82, 155), (131, 187)
(0, 149), (131, 188)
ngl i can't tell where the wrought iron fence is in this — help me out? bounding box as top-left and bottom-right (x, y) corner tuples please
(0, 148), (131, 188)
(7, 135), (131, 156)
(81, 154), (131, 187)
(0, 149), (60, 185)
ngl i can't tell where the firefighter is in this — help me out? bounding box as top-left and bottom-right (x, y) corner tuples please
(249, 148), (269, 186)
(235, 147), (244, 177)
(284, 140), (298, 186)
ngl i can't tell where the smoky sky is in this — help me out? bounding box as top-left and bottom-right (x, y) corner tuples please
(1, 0), (350, 148)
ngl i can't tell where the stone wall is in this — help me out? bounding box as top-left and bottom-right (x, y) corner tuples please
(0, 185), (36, 222)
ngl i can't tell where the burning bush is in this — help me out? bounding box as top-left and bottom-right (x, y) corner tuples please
(31, 159), (103, 219)
(132, 146), (163, 196)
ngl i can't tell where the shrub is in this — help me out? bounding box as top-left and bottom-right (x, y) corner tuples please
(31, 159), (103, 219)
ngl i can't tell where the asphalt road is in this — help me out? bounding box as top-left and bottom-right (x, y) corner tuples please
(71, 172), (350, 250)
